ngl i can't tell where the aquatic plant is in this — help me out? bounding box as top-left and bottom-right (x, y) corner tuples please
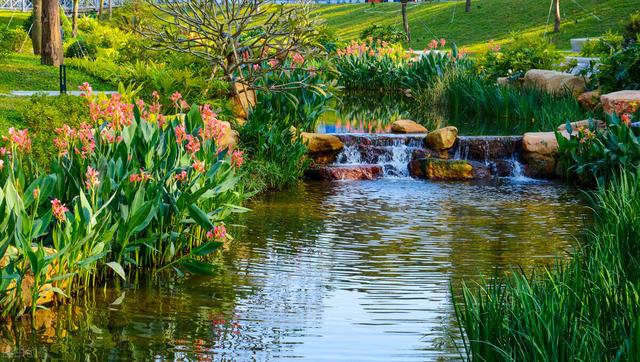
(454, 167), (640, 361)
(0, 85), (246, 318)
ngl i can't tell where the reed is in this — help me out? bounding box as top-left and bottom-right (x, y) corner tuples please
(455, 167), (640, 361)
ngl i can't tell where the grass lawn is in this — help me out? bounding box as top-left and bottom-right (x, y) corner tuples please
(313, 0), (638, 51)
(0, 10), (28, 28)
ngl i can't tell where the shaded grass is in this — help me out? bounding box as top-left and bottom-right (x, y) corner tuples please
(313, 0), (638, 51)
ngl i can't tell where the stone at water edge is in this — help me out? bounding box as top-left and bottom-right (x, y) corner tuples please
(409, 158), (490, 181)
(301, 133), (344, 154)
(557, 119), (606, 132)
(577, 90), (601, 111)
(523, 69), (587, 96)
(307, 165), (383, 181)
(601, 90), (640, 117)
(390, 119), (428, 134)
(426, 126), (458, 150)
(522, 131), (572, 177)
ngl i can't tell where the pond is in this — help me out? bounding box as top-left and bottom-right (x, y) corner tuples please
(3, 178), (588, 361)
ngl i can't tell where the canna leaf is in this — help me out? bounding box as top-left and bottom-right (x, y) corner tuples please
(106, 261), (127, 281)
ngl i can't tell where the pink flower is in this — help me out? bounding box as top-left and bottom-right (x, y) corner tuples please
(174, 170), (188, 181)
(3, 128), (31, 152)
(252, 63), (261, 71)
(268, 58), (279, 68)
(185, 134), (201, 155)
(152, 91), (160, 101)
(192, 159), (205, 173)
(0, 159), (4, 170)
(440, 38), (446, 47)
(85, 166), (100, 190)
(170, 92), (183, 104)
(180, 100), (190, 110)
(231, 150), (244, 168)
(621, 113), (633, 126)
(79, 82), (93, 98)
(291, 52), (305, 66)
(129, 169), (151, 183)
(428, 39), (439, 49)
(51, 199), (69, 223)
(206, 225), (227, 240)
(175, 125), (187, 144)
(33, 187), (40, 199)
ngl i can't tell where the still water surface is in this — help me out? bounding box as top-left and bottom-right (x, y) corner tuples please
(4, 178), (588, 361)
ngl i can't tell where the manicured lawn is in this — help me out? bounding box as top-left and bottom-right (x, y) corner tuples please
(313, 0), (638, 51)
(0, 10), (28, 28)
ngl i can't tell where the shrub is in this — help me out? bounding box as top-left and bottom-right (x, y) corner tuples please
(476, 35), (562, 80)
(580, 31), (624, 57)
(359, 24), (405, 44)
(596, 43), (640, 92)
(20, 94), (89, 167)
(0, 27), (30, 53)
(622, 11), (640, 45)
(65, 39), (98, 59)
(0, 87), (245, 318)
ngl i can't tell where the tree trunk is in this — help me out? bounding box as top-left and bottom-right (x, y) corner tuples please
(30, 0), (42, 55)
(41, 0), (63, 66)
(98, 0), (104, 19)
(401, 0), (410, 43)
(72, 0), (79, 37)
(554, 0), (561, 33)
(108, 0), (112, 19)
(465, 0), (471, 13)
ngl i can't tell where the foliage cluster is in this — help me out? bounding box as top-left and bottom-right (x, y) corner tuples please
(579, 30), (624, 57)
(359, 24), (405, 44)
(0, 86), (246, 318)
(595, 42), (640, 92)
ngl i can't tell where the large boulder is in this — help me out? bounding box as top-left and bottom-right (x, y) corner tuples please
(601, 90), (640, 117)
(307, 165), (383, 180)
(409, 158), (490, 181)
(232, 82), (257, 119)
(426, 126), (458, 150)
(523, 69), (587, 96)
(390, 119), (427, 134)
(522, 132), (572, 177)
(301, 133), (344, 154)
(577, 90), (601, 111)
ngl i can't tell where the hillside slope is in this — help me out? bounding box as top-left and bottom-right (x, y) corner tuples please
(313, 0), (637, 51)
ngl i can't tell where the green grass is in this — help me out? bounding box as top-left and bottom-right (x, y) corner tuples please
(0, 10), (28, 29)
(313, 0), (638, 51)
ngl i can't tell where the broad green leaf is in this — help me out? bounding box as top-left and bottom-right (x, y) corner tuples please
(106, 261), (127, 281)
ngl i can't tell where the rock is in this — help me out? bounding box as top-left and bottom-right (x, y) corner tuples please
(449, 136), (522, 162)
(601, 90), (640, 117)
(557, 119), (605, 132)
(217, 121), (238, 150)
(409, 158), (490, 181)
(301, 133), (344, 154)
(232, 82), (256, 119)
(577, 90), (601, 111)
(497, 77), (510, 86)
(523, 69), (587, 96)
(307, 165), (383, 180)
(390, 119), (427, 134)
(426, 126), (458, 150)
(522, 132), (572, 177)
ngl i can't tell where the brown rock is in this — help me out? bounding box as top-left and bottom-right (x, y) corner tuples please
(601, 90), (640, 116)
(577, 90), (601, 111)
(522, 132), (571, 177)
(410, 158), (476, 181)
(232, 82), (257, 119)
(523, 153), (557, 177)
(307, 165), (383, 180)
(497, 77), (510, 86)
(301, 133), (344, 154)
(390, 119), (428, 134)
(426, 126), (458, 150)
(523, 69), (587, 96)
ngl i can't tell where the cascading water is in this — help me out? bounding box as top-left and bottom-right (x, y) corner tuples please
(332, 134), (425, 178)
(451, 136), (532, 181)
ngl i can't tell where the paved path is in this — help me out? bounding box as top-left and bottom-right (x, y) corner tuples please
(8, 90), (117, 97)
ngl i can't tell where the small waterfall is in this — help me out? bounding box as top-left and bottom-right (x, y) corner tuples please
(451, 136), (530, 180)
(332, 134), (422, 178)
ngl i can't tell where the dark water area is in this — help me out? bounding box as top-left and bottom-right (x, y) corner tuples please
(316, 93), (527, 136)
(2, 178), (589, 361)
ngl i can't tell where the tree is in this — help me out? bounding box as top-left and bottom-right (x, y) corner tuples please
(30, 0), (42, 55)
(140, 0), (321, 93)
(98, 0), (104, 19)
(41, 0), (63, 66)
(401, 0), (410, 43)
(554, 0), (561, 33)
(72, 0), (79, 37)
(465, 0), (471, 13)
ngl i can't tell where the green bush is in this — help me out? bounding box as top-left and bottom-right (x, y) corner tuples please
(20, 94), (88, 167)
(596, 43), (640, 92)
(65, 39), (98, 59)
(0, 27), (30, 53)
(359, 24), (405, 44)
(476, 35), (563, 80)
(622, 11), (640, 45)
(580, 31), (624, 57)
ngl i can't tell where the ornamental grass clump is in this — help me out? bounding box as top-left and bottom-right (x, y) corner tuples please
(0, 84), (246, 318)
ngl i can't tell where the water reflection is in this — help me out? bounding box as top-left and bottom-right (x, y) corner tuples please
(3, 179), (588, 361)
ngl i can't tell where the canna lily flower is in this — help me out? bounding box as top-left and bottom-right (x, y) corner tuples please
(185, 134), (201, 155)
(33, 187), (40, 199)
(231, 150), (244, 168)
(206, 225), (227, 240)
(174, 170), (188, 181)
(51, 199), (69, 223)
(192, 159), (205, 173)
(85, 166), (100, 190)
